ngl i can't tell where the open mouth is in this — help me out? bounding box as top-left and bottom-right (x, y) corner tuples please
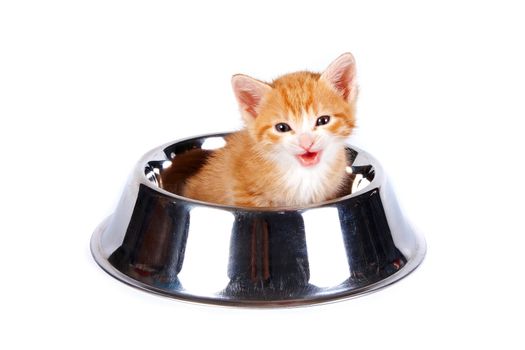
(297, 151), (321, 167)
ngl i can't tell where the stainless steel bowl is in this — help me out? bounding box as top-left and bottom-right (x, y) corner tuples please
(90, 133), (425, 307)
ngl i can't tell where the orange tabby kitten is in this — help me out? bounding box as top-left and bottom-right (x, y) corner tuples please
(184, 53), (357, 207)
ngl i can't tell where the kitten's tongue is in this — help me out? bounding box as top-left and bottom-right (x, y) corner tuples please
(297, 151), (321, 167)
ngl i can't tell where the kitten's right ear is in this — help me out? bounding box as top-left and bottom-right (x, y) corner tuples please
(320, 53), (357, 103)
(232, 74), (272, 122)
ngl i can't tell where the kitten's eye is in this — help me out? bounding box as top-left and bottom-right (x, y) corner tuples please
(316, 115), (331, 126)
(275, 123), (292, 132)
(315, 115), (330, 126)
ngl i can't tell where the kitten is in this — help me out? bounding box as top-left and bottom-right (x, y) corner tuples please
(183, 53), (357, 207)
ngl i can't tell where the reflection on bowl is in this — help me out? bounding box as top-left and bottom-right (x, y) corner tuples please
(90, 133), (425, 307)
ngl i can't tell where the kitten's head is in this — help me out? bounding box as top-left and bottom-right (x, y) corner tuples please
(232, 53), (357, 168)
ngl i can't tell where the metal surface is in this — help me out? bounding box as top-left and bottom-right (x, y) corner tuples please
(90, 133), (426, 307)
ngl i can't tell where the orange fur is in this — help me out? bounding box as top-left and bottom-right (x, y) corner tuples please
(184, 53), (358, 207)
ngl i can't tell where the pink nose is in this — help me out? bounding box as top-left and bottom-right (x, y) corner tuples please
(299, 134), (314, 150)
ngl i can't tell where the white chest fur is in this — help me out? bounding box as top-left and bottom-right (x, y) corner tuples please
(278, 159), (341, 206)
(263, 140), (347, 207)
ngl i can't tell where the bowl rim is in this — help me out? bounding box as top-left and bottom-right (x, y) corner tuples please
(137, 131), (386, 213)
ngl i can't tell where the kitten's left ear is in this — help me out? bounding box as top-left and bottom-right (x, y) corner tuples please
(320, 53), (357, 102)
(232, 74), (272, 122)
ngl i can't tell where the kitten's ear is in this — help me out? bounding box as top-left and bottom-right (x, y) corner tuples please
(232, 74), (272, 122)
(320, 53), (357, 102)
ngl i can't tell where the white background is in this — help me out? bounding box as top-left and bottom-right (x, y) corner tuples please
(1, 1), (524, 348)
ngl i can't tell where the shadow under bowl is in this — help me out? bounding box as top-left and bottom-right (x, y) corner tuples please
(90, 133), (426, 307)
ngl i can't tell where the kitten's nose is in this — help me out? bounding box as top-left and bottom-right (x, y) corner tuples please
(299, 133), (315, 151)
